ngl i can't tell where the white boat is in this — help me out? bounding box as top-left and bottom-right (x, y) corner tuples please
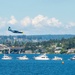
(70, 56), (75, 60)
(2, 54), (12, 60)
(17, 55), (29, 60)
(52, 56), (62, 60)
(34, 54), (50, 60)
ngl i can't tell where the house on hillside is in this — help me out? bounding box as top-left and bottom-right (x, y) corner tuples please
(25, 50), (32, 54)
(0, 44), (10, 54)
(10, 46), (24, 54)
(67, 48), (75, 53)
(54, 47), (62, 54)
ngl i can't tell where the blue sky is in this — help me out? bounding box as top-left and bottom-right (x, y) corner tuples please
(0, 0), (75, 35)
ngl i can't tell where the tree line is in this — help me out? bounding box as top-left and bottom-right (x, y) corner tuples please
(2, 37), (75, 54)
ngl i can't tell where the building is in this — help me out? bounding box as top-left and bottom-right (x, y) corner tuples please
(10, 46), (25, 54)
(54, 47), (62, 54)
(67, 48), (75, 53)
(25, 50), (32, 54)
(0, 44), (10, 54)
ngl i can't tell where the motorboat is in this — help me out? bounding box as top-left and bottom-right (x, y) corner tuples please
(52, 56), (62, 60)
(70, 55), (75, 60)
(17, 55), (29, 60)
(34, 54), (50, 60)
(2, 54), (12, 60)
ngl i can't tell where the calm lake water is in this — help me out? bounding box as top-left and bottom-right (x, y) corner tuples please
(0, 54), (75, 75)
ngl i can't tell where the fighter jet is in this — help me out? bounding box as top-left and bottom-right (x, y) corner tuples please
(8, 27), (23, 34)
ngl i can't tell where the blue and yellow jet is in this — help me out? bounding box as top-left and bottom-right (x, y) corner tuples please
(8, 27), (23, 34)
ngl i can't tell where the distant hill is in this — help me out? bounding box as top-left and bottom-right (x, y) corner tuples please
(0, 34), (75, 41)
(26, 35), (75, 40)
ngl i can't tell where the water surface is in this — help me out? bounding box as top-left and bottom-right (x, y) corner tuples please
(0, 54), (75, 75)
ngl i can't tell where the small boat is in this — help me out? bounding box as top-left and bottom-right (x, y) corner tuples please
(52, 56), (62, 60)
(34, 54), (50, 60)
(70, 56), (75, 60)
(2, 54), (12, 60)
(17, 55), (29, 60)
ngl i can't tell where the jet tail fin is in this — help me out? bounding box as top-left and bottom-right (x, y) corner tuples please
(8, 27), (12, 31)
